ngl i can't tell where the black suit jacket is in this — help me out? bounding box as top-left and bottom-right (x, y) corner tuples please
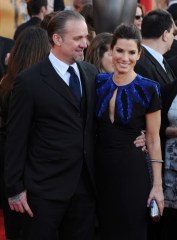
(135, 47), (175, 88)
(13, 17), (41, 40)
(5, 57), (98, 200)
(164, 39), (177, 60)
(167, 55), (177, 79)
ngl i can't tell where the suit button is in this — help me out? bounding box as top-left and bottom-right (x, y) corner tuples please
(84, 151), (87, 155)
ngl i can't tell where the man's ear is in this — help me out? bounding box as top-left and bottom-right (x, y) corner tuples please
(52, 34), (63, 46)
(162, 30), (168, 42)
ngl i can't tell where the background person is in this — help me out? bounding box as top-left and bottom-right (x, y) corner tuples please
(73, 0), (92, 12)
(86, 32), (113, 73)
(0, 26), (50, 240)
(133, 3), (145, 30)
(135, 9), (176, 88)
(134, 9), (176, 240)
(160, 80), (177, 240)
(80, 4), (95, 46)
(167, 0), (177, 22)
(14, 0), (53, 40)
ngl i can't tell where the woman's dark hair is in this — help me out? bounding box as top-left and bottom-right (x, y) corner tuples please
(86, 32), (113, 72)
(137, 3), (145, 17)
(0, 27), (50, 101)
(111, 23), (142, 52)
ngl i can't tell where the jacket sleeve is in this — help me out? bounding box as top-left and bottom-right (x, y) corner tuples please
(4, 75), (34, 197)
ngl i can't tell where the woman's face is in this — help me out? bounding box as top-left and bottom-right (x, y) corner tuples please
(101, 47), (114, 73)
(134, 6), (143, 30)
(111, 38), (141, 75)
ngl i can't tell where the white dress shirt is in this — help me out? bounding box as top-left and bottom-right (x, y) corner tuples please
(48, 51), (82, 93)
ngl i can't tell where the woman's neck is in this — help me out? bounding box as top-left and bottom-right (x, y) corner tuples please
(113, 71), (136, 86)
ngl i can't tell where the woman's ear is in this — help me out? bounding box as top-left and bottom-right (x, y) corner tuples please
(136, 48), (142, 61)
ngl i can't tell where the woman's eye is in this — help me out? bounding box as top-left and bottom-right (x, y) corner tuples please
(129, 51), (136, 55)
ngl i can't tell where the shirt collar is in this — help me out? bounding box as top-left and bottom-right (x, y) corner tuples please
(142, 44), (164, 67)
(49, 51), (79, 75)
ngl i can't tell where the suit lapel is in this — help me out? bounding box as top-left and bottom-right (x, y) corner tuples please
(144, 48), (174, 84)
(77, 62), (92, 117)
(40, 57), (80, 110)
(163, 59), (175, 83)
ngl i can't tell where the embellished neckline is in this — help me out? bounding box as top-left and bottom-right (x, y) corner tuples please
(111, 73), (138, 88)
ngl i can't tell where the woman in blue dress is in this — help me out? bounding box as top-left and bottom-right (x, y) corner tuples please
(95, 23), (164, 240)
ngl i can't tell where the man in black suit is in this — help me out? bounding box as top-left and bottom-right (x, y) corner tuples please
(14, 0), (53, 40)
(135, 9), (176, 88)
(5, 10), (98, 240)
(135, 9), (176, 240)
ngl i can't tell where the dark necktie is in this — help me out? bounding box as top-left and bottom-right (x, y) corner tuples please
(67, 66), (81, 102)
(163, 58), (174, 82)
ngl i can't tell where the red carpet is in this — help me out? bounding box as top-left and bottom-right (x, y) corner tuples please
(0, 208), (5, 240)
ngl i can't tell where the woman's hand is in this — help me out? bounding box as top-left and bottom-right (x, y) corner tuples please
(147, 185), (164, 216)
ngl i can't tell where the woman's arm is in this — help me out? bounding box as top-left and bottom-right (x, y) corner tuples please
(146, 110), (164, 216)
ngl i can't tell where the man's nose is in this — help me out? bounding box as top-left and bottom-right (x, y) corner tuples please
(80, 38), (88, 48)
